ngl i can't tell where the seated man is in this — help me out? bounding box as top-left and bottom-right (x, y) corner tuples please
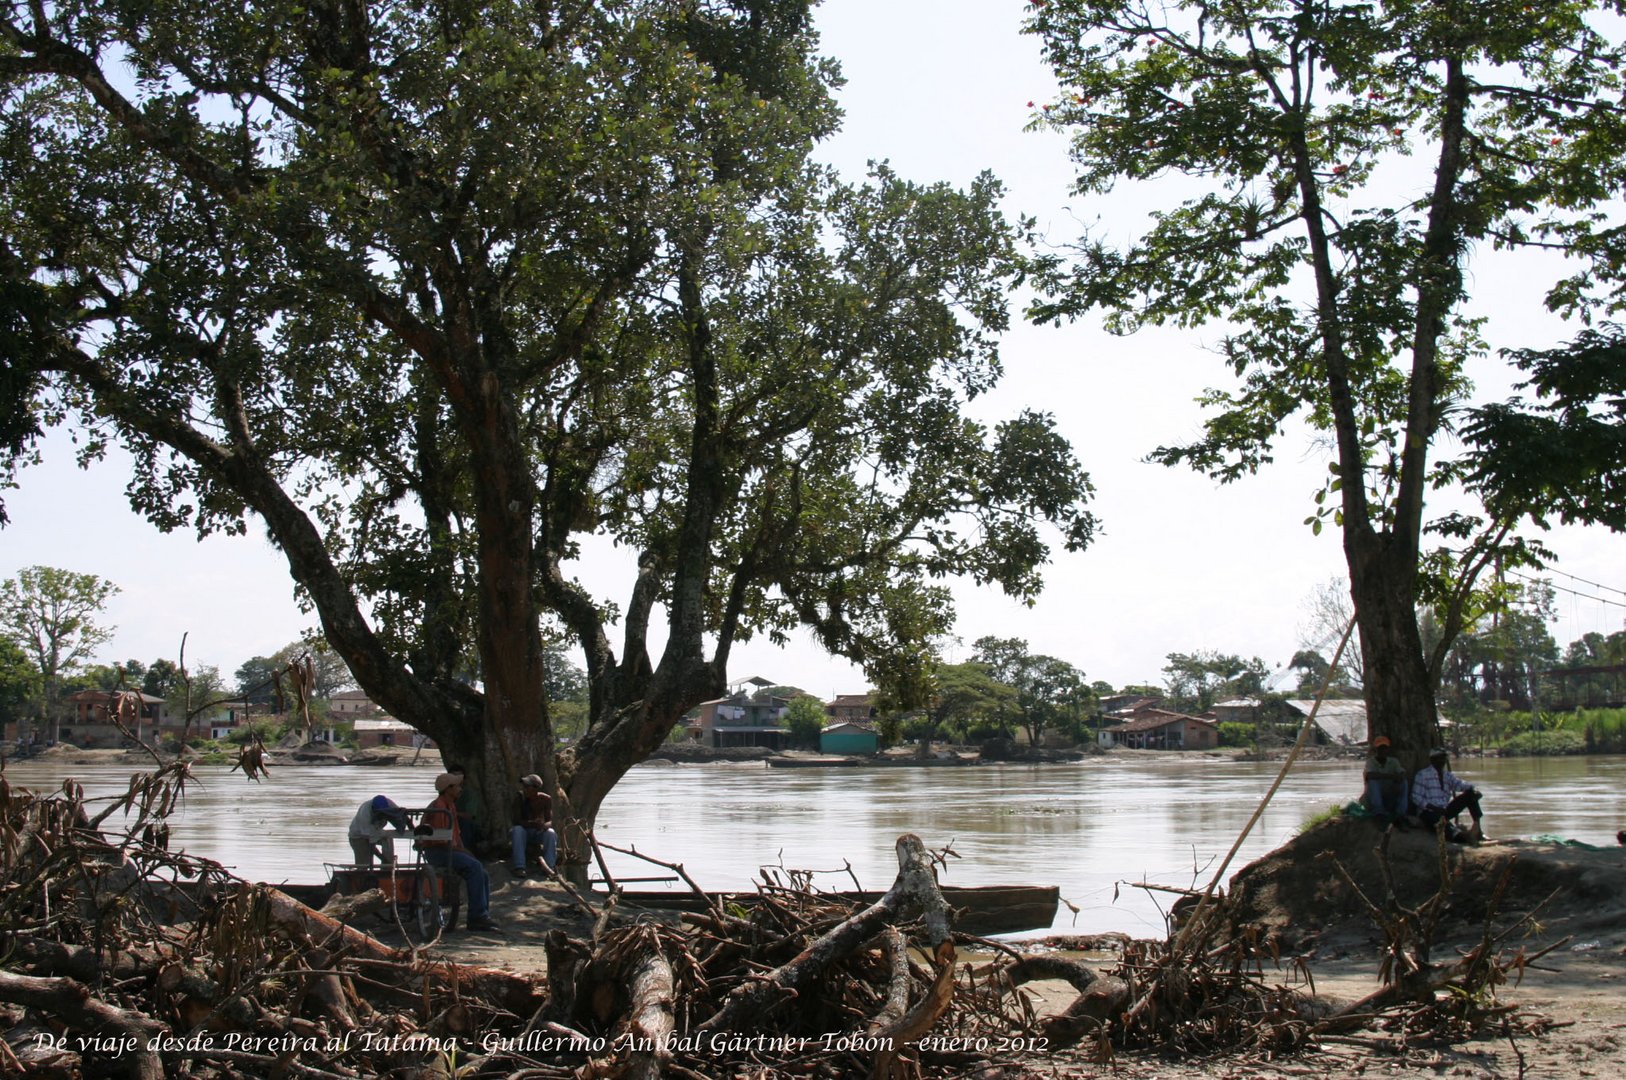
(1412, 747), (1485, 843)
(1362, 736), (1409, 828)
(421, 772), (499, 932)
(348, 794), (409, 866)
(510, 772), (558, 877)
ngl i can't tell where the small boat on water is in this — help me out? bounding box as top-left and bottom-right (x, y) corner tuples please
(615, 883), (1060, 937)
(283, 863), (1060, 938)
(345, 752), (401, 766)
(766, 756), (863, 768)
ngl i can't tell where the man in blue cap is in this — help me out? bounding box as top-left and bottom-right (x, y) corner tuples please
(348, 794), (409, 866)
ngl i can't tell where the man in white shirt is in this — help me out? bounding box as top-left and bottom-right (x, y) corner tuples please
(348, 794), (408, 866)
(1412, 748), (1485, 843)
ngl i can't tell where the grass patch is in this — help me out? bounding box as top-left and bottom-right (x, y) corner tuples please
(1298, 803), (1346, 833)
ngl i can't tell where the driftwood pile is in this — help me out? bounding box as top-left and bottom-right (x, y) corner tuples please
(0, 764), (539, 1080)
(0, 764), (1561, 1079)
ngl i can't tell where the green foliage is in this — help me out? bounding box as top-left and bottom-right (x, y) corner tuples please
(1499, 728), (1585, 756)
(1465, 328), (1626, 532)
(141, 659), (181, 699)
(235, 657), (282, 705)
(1027, 0), (1626, 746)
(1216, 721), (1255, 748)
(0, 0), (1097, 836)
(551, 701), (590, 742)
(167, 664), (229, 729)
(924, 661), (1017, 744)
(1162, 650), (1267, 714)
(0, 567), (119, 738)
(227, 717), (283, 745)
(782, 695), (826, 748)
(67, 660), (146, 693)
(970, 637), (1090, 744)
(1544, 708), (1626, 754)
(0, 636), (40, 724)
(1298, 804), (1346, 834)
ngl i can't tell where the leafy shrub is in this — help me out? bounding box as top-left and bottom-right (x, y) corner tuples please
(1499, 729), (1585, 756)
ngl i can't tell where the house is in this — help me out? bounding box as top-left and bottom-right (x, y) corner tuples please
(825, 693), (878, 724)
(352, 717), (433, 749)
(1212, 698), (1261, 725)
(1285, 699), (1367, 745)
(327, 689), (382, 718)
(1099, 709), (1218, 750)
(687, 691), (793, 749)
(819, 721), (878, 755)
(59, 690), (177, 748)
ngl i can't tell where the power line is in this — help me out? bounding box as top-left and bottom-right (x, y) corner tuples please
(1547, 568), (1626, 601)
(1506, 569), (1626, 611)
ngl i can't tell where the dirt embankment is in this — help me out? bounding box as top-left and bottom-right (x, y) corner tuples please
(1225, 816), (1626, 949)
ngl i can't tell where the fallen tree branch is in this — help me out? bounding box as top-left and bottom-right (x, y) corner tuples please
(0, 971), (168, 1080)
(698, 832), (949, 1035)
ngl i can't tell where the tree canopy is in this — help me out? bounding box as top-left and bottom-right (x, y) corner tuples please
(0, 566), (119, 741)
(1465, 329), (1626, 533)
(969, 635), (1088, 745)
(1, 0), (1095, 868)
(1162, 650), (1267, 714)
(1027, 0), (1626, 763)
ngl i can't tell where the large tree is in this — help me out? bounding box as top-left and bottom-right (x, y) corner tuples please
(1027, 0), (1620, 767)
(1162, 650), (1268, 714)
(0, 566), (119, 742)
(0, 636), (40, 729)
(969, 635), (1086, 746)
(1, 0), (1095, 874)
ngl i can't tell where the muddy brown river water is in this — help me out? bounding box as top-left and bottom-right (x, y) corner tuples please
(7, 753), (1624, 936)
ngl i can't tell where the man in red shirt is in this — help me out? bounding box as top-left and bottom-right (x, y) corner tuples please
(510, 773), (558, 877)
(422, 772), (498, 932)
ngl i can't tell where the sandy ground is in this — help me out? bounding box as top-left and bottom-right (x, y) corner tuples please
(24, 746), (1623, 1077)
(345, 836), (1626, 1080)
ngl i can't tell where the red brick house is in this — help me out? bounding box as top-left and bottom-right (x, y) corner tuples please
(60, 690), (176, 748)
(1099, 709), (1218, 751)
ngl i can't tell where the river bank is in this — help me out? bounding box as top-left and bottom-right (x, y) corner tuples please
(300, 821), (1626, 1079)
(7, 752), (1625, 939)
(4, 754), (1624, 1078)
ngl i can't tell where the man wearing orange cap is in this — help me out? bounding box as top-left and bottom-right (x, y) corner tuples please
(422, 772), (499, 932)
(1363, 735), (1409, 829)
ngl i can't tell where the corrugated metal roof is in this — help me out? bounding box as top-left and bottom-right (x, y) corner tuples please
(353, 718), (415, 732)
(1285, 699), (1367, 745)
(1108, 709), (1213, 734)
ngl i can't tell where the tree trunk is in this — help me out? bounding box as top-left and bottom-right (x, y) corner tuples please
(1348, 535), (1439, 776)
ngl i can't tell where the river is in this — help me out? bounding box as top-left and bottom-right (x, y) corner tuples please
(7, 753), (1623, 936)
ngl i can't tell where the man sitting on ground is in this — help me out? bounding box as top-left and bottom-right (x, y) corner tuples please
(510, 773), (558, 878)
(1362, 735), (1409, 828)
(1412, 747), (1486, 843)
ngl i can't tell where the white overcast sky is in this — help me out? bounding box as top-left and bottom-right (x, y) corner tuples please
(2, 0), (1622, 697)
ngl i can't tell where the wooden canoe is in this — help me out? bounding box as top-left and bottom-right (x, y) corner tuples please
(614, 883), (1059, 937)
(766, 756), (864, 768)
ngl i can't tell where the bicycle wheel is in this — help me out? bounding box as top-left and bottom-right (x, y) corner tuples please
(412, 870), (442, 942)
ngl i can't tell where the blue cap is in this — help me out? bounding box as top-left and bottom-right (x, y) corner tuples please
(371, 795), (396, 810)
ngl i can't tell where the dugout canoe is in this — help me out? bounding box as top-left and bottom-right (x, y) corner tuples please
(615, 883), (1060, 936)
(765, 756), (864, 768)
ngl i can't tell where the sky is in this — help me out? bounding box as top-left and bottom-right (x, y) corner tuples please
(1, 0), (1623, 700)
